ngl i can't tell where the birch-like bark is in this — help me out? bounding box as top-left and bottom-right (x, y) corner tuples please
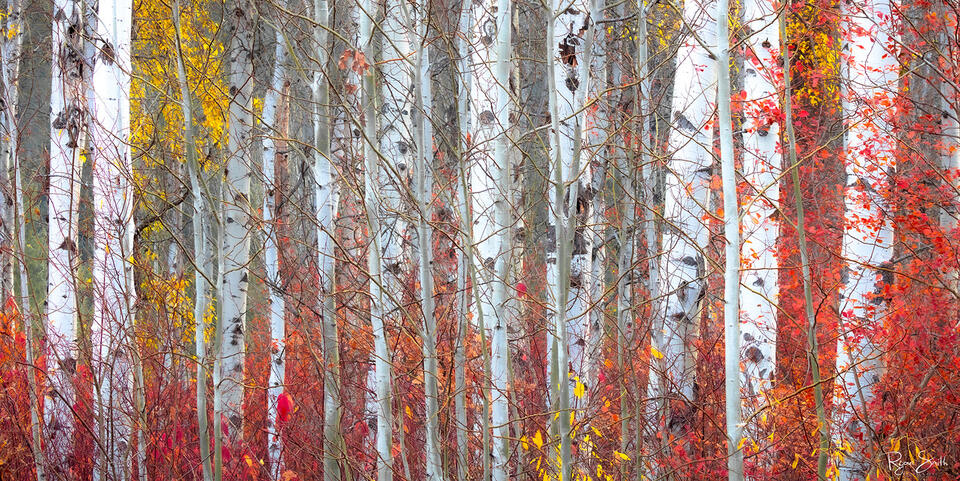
(943, 90), (960, 287)
(647, 0), (717, 446)
(470, 0), (499, 476)
(218, 0), (255, 454)
(172, 3), (213, 479)
(546, 0), (592, 477)
(262, 22), (288, 478)
(0, 0), (22, 304)
(358, 0), (394, 477)
(90, 0), (135, 478)
(313, 1), (343, 479)
(454, 2), (473, 478)
(740, 0), (781, 406)
(836, 0), (898, 477)
(545, 0), (591, 411)
(413, 5), (443, 477)
(46, 1), (84, 471)
(0, 3), (44, 480)
(716, 0), (744, 476)
(489, 0), (512, 477)
(584, 0), (608, 398)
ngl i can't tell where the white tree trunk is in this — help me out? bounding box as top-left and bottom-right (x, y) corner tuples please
(262, 25), (288, 479)
(0, 0), (22, 304)
(836, 0), (897, 477)
(172, 2), (214, 479)
(941, 85), (959, 291)
(359, 0), (394, 477)
(46, 1), (84, 472)
(740, 0), (781, 408)
(647, 0), (717, 442)
(453, 2), (473, 478)
(313, 1), (343, 480)
(469, 1), (499, 476)
(546, 1), (591, 478)
(90, 0), (135, 478)
(716, 0), (743, 476)
(489, 0), (512, 477)
(218, 0), (255, 451)
(414, 6), (443, 478)
(584, 0), (608, 399)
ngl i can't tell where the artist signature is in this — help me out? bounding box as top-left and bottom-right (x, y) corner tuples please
(885, 450), (947, 476)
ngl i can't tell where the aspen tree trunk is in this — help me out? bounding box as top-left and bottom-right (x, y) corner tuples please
(647, 0), (717, 450)
(633, 0), (658, 469)
(740, 0), (781, 408)
(380, 0), (413, 319)
(90, 0), (135, 478)
(716, 0), (744, 477)
(584, 0), (608, 397)
(358, 0), (394, 477)
(172, 2), (214, 479)
(313, 1), (343, 479)
(0, 0), (21, 304)
(489, 0), (512, 477)
(836, 0), (897, 477)
(616, 0), (641, 462)
(546, 0), (592, 477)
(413, 6), (444, 477)
(218, 0), (255, 454)
(470, 0), (499, 477)
(46, 1), (85, 472)
(454, 1), (473, 477)
(545, 0), (592, 410)
(262, 23), (288, 478)
(0, 3), (44, 480)
(943, 91), (960, 269)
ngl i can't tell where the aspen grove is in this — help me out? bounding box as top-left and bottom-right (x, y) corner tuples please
(2, 0), (960, 479)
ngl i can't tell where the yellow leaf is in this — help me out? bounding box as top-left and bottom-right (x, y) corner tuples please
(533, 430), (543, 450)
(574, 378), (585, 399)
(614, 450), (630, 461)
(405, 405), (412, 418)
(651, 346), (664, 359)
(737, 437), (747, 451)
(521, 435), (529, 451)
(791, 453), (800, 469)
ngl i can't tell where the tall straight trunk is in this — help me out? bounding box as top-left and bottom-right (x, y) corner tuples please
(740, 0), (781, 408)
(1, 3), (44, 480)
(488, 0), (512, 478)
(358, 0), (394, 478)
(545, 0), (592, 414)
(716, 0), (743, 477)
(469, 0), (500, 478)
(0, 0), (22, 304)
(46, 1), (84, 472)
(584, 0), (608, 398)
(835, 0), (897, 477)
(647, 0), (717, 451)
(314, 0), (343, 479)
(453, 1), (472, 478)
(172, 3), (213, 479)
(546, 1), (592, 478)
(943, 91), (960, 283)
(218, 0), (255, 460)
(90, 0), (134, 479)
(262, 22), (288, 478)
(635, 0), (659, 470)
(414, 6), (443, 478)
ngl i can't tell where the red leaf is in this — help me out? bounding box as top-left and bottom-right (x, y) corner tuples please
(277, 392), (294, 424)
